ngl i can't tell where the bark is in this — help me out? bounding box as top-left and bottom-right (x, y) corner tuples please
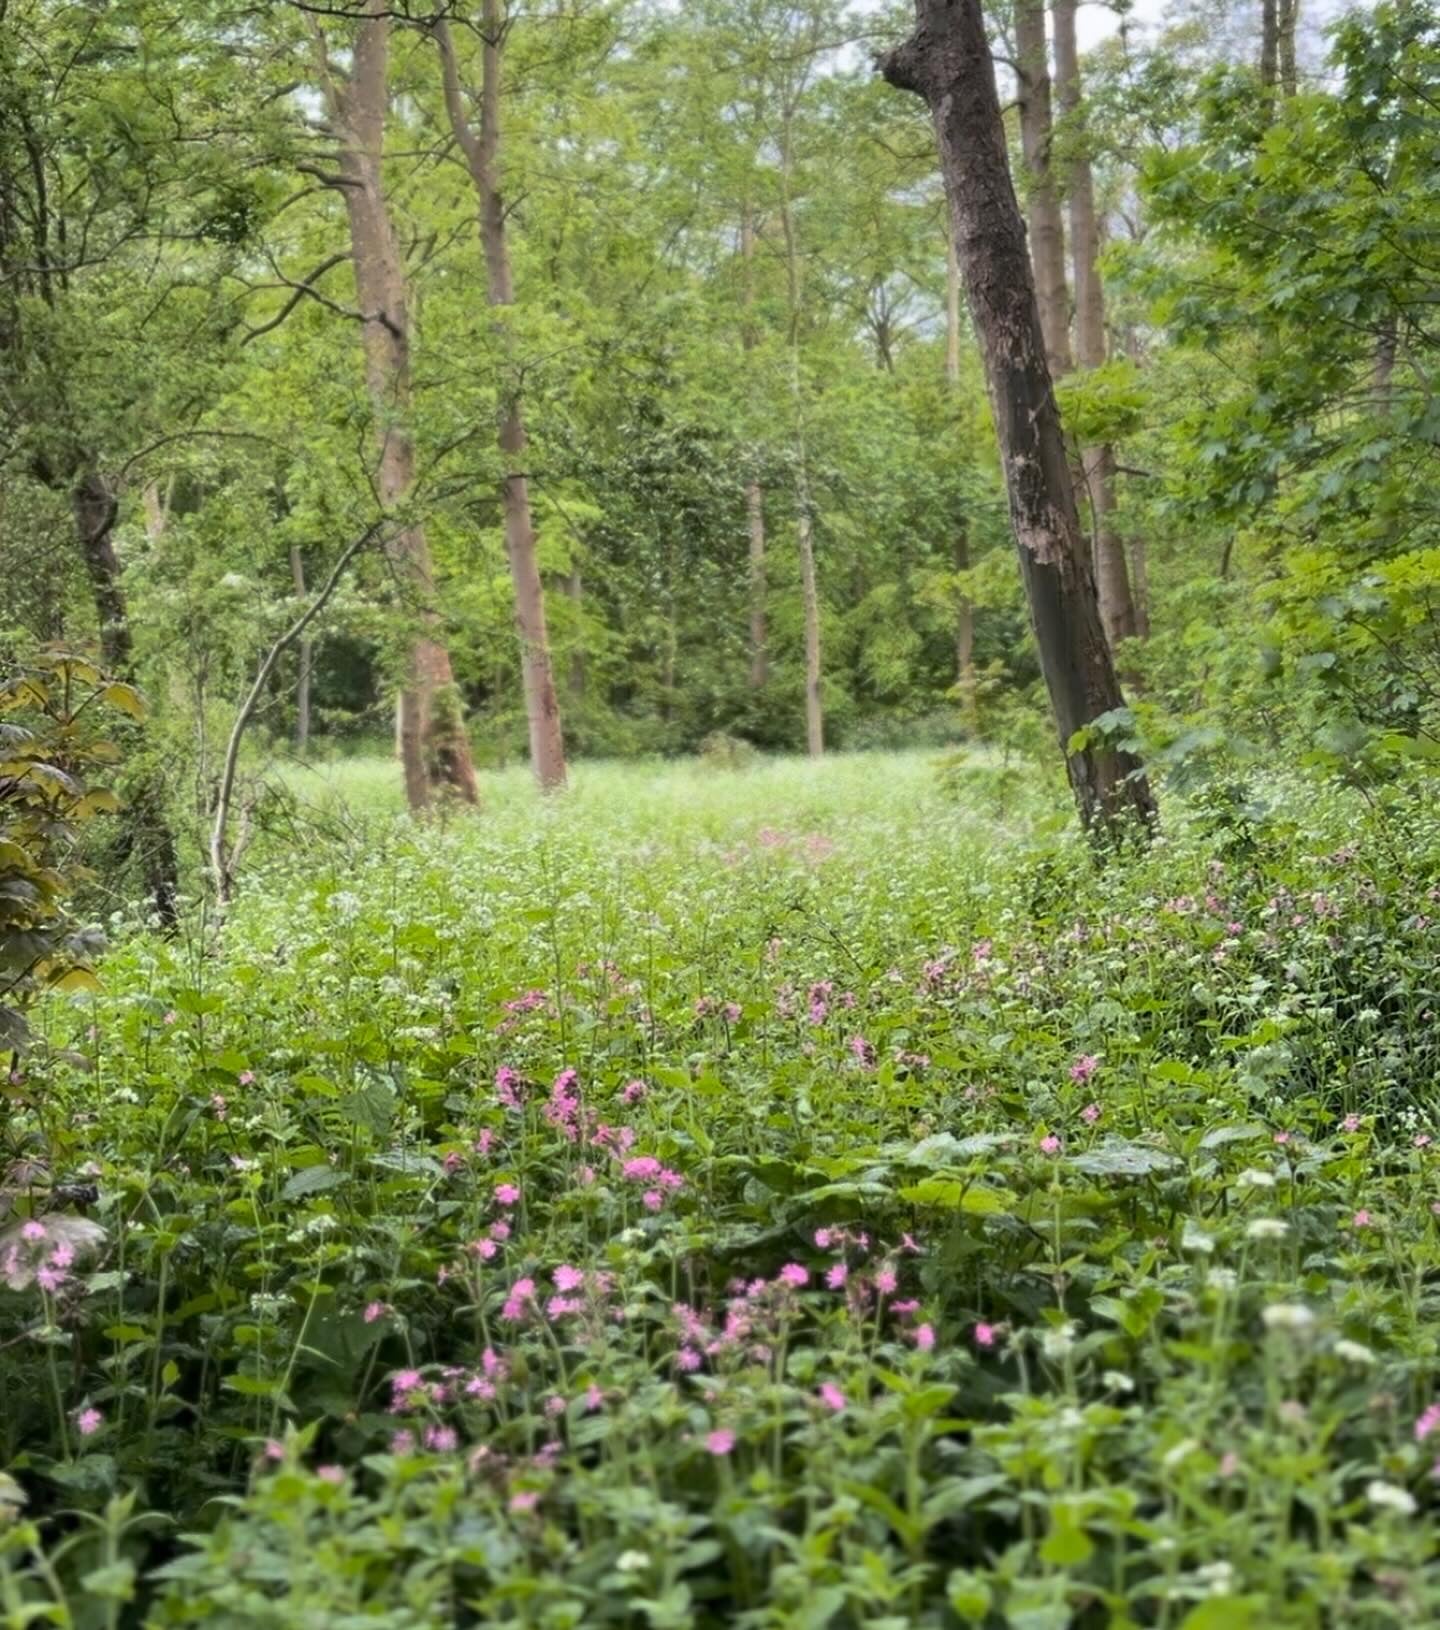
(314, 1), (478, 812)
(564, 566), (586, 701)
(1278, 0), (1298, 96)
(290, 543), (312, 755)
(1260, 0), (1279, 94)
(880, 0), (1155, 838)
(945, 214), (977, 723)
(741, 202), (768, 689)
(798, 507), (823, 758)
(1130, 535), (1151, 639)
(433, 7), (566, 793)
(1014, 0), (1072, 380)
(71, 467), (179, 923)
(1052, 0), (1138, 648)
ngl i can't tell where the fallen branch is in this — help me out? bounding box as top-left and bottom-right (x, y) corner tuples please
(210, 520), (383, 903)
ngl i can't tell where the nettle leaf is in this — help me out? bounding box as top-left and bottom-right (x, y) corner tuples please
(1068, 1141), (1180, 1178)
(898, 1178), (1014, 1214)
(1198, 1123), (1267, 1150)
(280, 1165), (348, 1200)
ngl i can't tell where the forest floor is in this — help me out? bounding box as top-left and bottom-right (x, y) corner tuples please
(8, 749), (1440, 1624)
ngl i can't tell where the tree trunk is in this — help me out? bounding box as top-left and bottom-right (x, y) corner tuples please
(564, 566), (586, 701)
(71, 467), (179, 923)
(1260, 0), (1279, 94)
(433, 6), (566, 793)
(1278, 0), (1298, 95)
(945, 216), (977, 723)
(881, 0), (1155, 838)
(798, 507), (823, 757)
(741, 202), (768, 690)
(290, 543), (312, 756)
(1130, 535), (1151, 639)
(315, 1), (478, 812)
(1052, 0), (1137, 648)
(1014, 0), (1072, 381)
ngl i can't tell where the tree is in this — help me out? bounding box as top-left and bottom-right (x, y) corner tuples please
(309, 0), (480, 811)
(1052, 0), (1138, 648)
(432, 4), (567, 792)
(880, 0), (1156, 834)
(1014, 0), (1073, 382)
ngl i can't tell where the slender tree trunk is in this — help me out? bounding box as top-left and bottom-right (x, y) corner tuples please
(1130, 536), (1151, 638)
(433, 7), (566, 792)
(945, 217), (977, 725)
(779, 124), (823, 756)
(71, 467), (180, 922)
(797, 509), (823, 757)
(1375, 318), (1397, 416)
(1278, 0), (1298, 95)
(1260, 0), (1279, 94)
(1014, 0), (1072, 381)
(564, 566), (586, 701)
(1053, 0), (1137, 648)
(741, 202), (768, 690)
(314, 2), (478, 812)
(290, 543), (312, 755)
(881, 0), (1155, 838)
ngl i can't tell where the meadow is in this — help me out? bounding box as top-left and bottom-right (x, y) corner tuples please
(5, 749), (1440, 1627)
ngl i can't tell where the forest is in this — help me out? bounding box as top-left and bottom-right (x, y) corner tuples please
(3, 0), (1440, 1623)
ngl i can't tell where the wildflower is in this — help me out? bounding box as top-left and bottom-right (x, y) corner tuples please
(390, 1430), (416, 1456)
(210, 1094), (228, 1121)
(262, 1438), (285, 1461)
(1368, 1480), (1418, 1516)
(1218, 1451), (1241, 1477)
(1272, 1131), (1291, 1146)
(912, 1323), (936, 1351)
(818, 1382), (846, 1413)
(1415, 1403), (1440, 1443)
(705, 1429), (735, 1456)
(623, 1156), (662, 1182)
(724, 1002), (742, 1024)
(35, 1265), (66, 1293)
(814, 1228), (833, 1249)
(677, 1349), (702, 1372)
(642, 1190), (663, 1212)
(1206, 1267), (1238, 1292)
(874, 1267), (897, 1295)
(162, 1010), (177, 1025)
(1352, 1209), (1372, 1229)
(1236, 1169), (1276, 1189)
(621, 1080), (646, 1105)
(316, 1464), (345, 1484)
(1341, 1114), (1361, 1133)
(509, 1491), (539, 1513)
(1417, 1134), (1433, 1150)
(19, 1222), (45, 1244)
(1080, 1102), (1101, 1124)
(443, 1151), (463, 1174)
(891, 1298), (920, 1317)
(617, 1549), (649, 1573)
(1334, 1339), (1376, 1366)
(584, 1384), (604, 1411)
(74, 1407), (103, 1437)
(1246, 1218), (1288, 1241)
(778, 1263), (809, 1288)
(826, 1263), (848, 1291)
(364, 1301), (390, 1324)
(1038, 1134), (1061, 1155)
(900, 1232), (922, 1255)
(1103, 1370), (1135, 1393)
(238, 1070), (255, 1086)
(1261, 1303), (1315, 1335)
(1069, 1055), (1098, 1082)
(1040, 1322), (1076, 1360)
(848, 1035), (876, 1069)
(494, 1182), (520, 1208)
(490, 1220), (511, 1241)
(1162, 1438), (1198, 1471)
(471, 1238), (498, 1261)
(973, 1322), (997, 1348)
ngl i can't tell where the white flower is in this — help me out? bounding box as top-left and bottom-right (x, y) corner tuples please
(616, 1551), (650, 1573)
(1262, 1303), (1315, 1334)
(1206, 1268), (1238, 1293)
(1040, 1321), (1077, 1360)
(1367, 1480), (1417, 1516)
(1162, 1438), (1199, 1471)
(1182, 1222), (1216, 1254)
(1333, 1339), (1376, 1366)
(1236, 1169), (1277, 1189)
(1246, 1217), (1289, 1240)
(1103, 1370), (1135, 1393)
(1195, 1560), (1234, 1595)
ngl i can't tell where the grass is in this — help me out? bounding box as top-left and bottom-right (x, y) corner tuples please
(4, 749), (1440, 1626)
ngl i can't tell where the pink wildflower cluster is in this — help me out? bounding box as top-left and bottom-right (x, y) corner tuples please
(545, 1068), (582, 1141)
(621, 1153), (685, 1212)
(2, 1221), (78, 1295)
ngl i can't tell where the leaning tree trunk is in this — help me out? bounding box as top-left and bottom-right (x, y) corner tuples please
(72, 467), (180, 923)
(881, 0), (1155, 837)
(1052, 0), (1137, 649)
(1014, 0), (1072, 382)
(434, 6), (566, 792)
(315, 1), (478, 812)
(945, 218), (977, 727)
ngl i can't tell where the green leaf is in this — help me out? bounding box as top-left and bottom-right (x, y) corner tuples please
(281, 1165), (349, 1200)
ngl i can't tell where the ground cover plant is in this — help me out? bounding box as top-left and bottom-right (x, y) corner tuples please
(0, 750), (1437, 1627)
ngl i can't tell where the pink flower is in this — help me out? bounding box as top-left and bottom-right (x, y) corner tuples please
(778, 1263), (809, 1288)
(912, 1323), (936, 1351)
(443, 1151), (464, 1174)
(1417, 1404), (1440, 1444)
(724, 1002), (742, 1024)
(706, 1429), (735, 1456)
(848, 1035), (876, 1069)
(490, 1220), (511, 1241)
(642, 1189), (663, 1212)
(874, 1268), (897, 1295)
(623, 1156), (662, 1182)
(1039, 1134), (1061, 1155)
(973, 1322), (997, 1348)
(826, 1263), (848, 1290)
(162, 1010), (177, 1025)
(75, 1407), (103, 1437)
(1352, 1209), (1372, 1229)
(553, 1265), (584, 1292)
(390, 1430), (416, 1456)
(677, 1348), (702, 1372)
(1218, 1450), (1241, 1477)
(364, 1301), (390, 1324)
(1080, 1102), (1101, 1124)
(891, 1298), (920, 1317)
(210, 1094), (228, 1120)
(584, 1384), (604, 1411)
(1341, 1114), (1361, 1133)
(545, 1395), (566, 1418)
(1069, 1054), (1098, 1082)
(494, 1182), (520, 1208)
(1417, 1134), (1433, 1150)
(818, 1382), (846, 1413)
(316, 1464), (345, 1484)
(20, 1221), (45, 1244)
(900, 1233), (922, 1255)
(471, 1238), (499, 1260)
(621, 1080), (647, 1105)
(238, 1070), (255, 1086)
(1273, 1131), (1291, 1146)
(509, 1490), (539, 1513)
(814, 1228), (833, 1249)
